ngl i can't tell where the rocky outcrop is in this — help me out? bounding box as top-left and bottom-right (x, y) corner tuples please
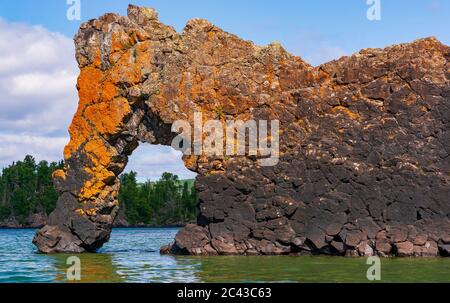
(0, 218), (21, 229)
(112, 208), (130, 228)
(34, 5), (449, 256)
(26, 213), (48, 228)
(0, 213), (48, 229)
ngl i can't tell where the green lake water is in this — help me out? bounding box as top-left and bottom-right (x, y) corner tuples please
(0, 228), (449, 283)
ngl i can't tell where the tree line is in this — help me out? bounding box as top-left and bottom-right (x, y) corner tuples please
(0, 155), (198, 226)
(0, 155), (62, 224)
(119, 171), (198, 225)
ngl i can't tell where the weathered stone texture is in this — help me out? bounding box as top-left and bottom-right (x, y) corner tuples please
(34, 5), (449, 256)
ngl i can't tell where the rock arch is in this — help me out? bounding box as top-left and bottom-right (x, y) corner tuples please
(34, 5), (450, 256)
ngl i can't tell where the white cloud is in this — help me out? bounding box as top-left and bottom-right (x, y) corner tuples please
(126, 145), (197, 181)
(0, 19), (195, 180)
(0, 20), (73, 75)
(0, 18), (76, 169)
(8, 70), (76, 98)
(287, 31), (348, 66)
(0, 134), (68, 166)
(0, 18), (78, 137)
(304, 42), (347, 66)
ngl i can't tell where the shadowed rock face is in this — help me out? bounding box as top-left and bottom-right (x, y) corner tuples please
(33, 5), (450, 256)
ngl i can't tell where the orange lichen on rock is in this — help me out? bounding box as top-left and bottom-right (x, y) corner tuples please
(64, 66), (102, 159)
(52, 169), (66, 181)
(331, 106), (361, 120)
(83, 138), (116, 168)
(77, 65), (103, 106)
(78, 138), (118, 201)
(75, 209), (85, 216)
(83, 97), (131, 136)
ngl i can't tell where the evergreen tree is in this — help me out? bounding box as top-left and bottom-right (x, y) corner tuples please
(0, 155), (63, 223)
(118, 171), (198, 225)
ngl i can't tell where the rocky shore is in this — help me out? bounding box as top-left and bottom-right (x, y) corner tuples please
(0, 213), (48, 229)
(1, 213), (188, 229)
(1, 204), (189, 229)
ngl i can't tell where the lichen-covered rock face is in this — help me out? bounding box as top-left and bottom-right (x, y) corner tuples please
(33, 5), (450, 256)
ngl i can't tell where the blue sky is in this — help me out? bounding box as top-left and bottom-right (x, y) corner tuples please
(1, 0), (449, 63)
(0, 0), (448, 180)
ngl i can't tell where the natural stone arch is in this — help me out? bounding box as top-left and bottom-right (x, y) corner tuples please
(34, 5), (450, 256)
(33, 5), (293, 253)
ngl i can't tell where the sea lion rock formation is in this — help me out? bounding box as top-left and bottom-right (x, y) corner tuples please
(34, 5), (450, 256)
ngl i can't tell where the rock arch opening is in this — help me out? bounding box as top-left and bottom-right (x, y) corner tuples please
(125, 144), (196, 183)
(114, 144), (197, 228)
(34, 5), (449, 256)
(32, 79), (204, 253)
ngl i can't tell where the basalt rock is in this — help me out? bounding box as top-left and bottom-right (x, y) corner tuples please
(34, 5), (449, 256)
(0, 213), (47, 229)
(0, 218), (21, 229)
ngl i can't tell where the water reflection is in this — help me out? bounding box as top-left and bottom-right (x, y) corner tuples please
(46, 253), (377, 283)
(179, 256), (372, 283)
(182, 255), (450, 283)
(41, 228), (202, 283)
(36, 251), (450, 283)
(110, 252), (201, 283)
(0, 229), (449, 283)
(51, 254), (124, 283)
(103, 228), (201, 283)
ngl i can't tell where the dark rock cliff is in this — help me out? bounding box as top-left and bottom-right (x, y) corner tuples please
(34, 5), (449, 256)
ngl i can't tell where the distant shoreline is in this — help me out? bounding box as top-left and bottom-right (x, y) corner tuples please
(0, 214), (192, 230)
(112, 224), (185, 229)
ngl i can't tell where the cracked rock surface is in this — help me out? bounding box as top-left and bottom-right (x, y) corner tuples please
(34, 5), (449, 256)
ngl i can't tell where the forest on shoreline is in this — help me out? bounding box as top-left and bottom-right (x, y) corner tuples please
(0, 155), (198, 228)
